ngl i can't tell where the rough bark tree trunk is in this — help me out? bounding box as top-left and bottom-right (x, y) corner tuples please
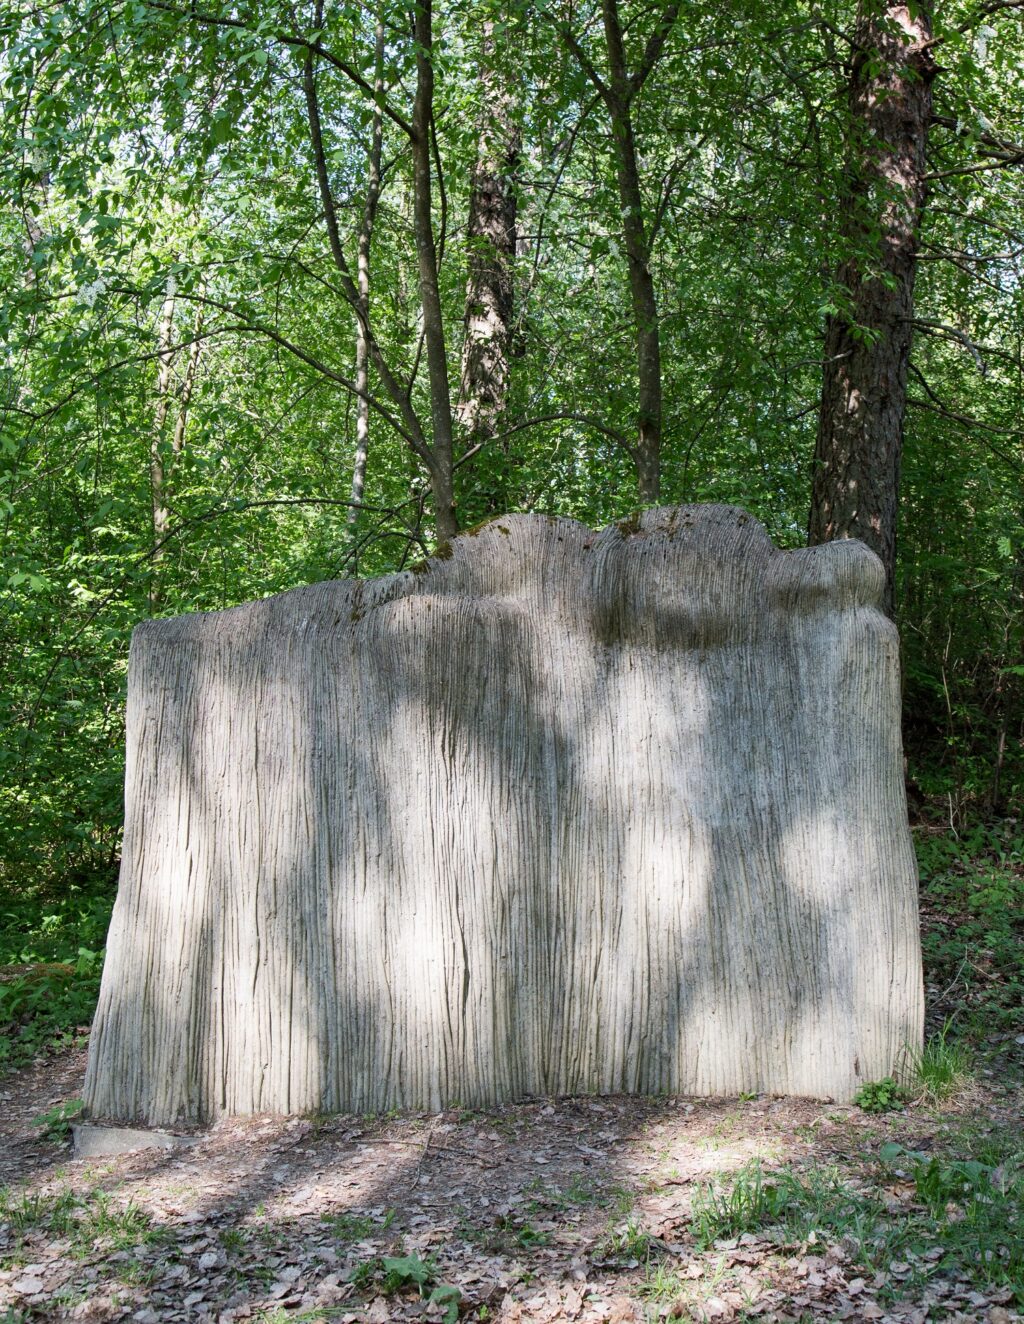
(457, 15), (520, 507)
(809, 0), (936, 616)
(85, 506), (922, 1124)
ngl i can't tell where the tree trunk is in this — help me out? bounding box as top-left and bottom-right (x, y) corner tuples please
(809, 1), (936, 616)
(150, 285), (204, 612)
(457, 16), (520, 496)
(348, 12), (386, 536)
(302, 11), (458, 545)
(149, 284), (177, 611)
(171, 297), (204, 459)
(563, 0), (669, 503)
(600, 0), (662, 504)
(413, 0), (459, 542)
(84, 506), (922, 1123)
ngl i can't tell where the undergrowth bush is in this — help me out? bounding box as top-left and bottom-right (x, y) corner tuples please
(915, 822), (1024, 1053)
(0, 869), (114, 1072)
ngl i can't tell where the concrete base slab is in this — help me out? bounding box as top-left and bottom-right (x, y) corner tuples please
(72, 1123), (201, 1158)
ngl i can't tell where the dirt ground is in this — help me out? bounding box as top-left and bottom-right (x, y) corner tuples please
(0, 1049), (1020, 1324)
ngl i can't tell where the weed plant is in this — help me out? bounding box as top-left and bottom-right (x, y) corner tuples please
(854, 1077), (907, 1114)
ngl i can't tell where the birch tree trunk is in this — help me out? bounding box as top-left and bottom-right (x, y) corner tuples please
(85, 506), (922, 1125)
(809, 0), (936, 616)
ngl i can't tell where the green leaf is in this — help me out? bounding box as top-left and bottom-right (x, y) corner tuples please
(428, 1284), (461, 1324)
(381, 1254), (432, 1288)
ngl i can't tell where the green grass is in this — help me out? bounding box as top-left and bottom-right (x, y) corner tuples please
(690, 1124), (1024, 1306)
(691, 1159), (886, 1251)
(596, 1218), (658, 1266)
(320, 1208), (394, 1241)
(908, 1021), (972, 1102)
(0, 1185), (161, 1263)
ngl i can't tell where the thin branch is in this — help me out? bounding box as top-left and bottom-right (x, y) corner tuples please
(302, 57), (432, 463)
(631, 0), (681, 98)
(558, 24), (611, 103)
(927, 0), (1024, 44)
(925, 155), (1024, 180)
(907, 363), (1024, 473)
(931, 112), (1024, 160)
(23, 492), (423, 728)
(9, 324), (243, 425)
(144, 0), (415, 137)
(487, 410), (636, 459)
(913, 319), (988, 374)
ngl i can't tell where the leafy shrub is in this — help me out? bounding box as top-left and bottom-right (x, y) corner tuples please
(0, 873), (113, 1072)
(916, 825), (1024, 1048)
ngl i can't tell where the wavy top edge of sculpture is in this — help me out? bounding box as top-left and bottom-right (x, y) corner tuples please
(138, 503), (889, 647)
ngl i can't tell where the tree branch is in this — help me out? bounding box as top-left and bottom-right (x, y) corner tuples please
(931, 112), (1024, 160)
(558, 24), (611, 103)
(143, 0), (415, 137)
(630, 0), (681, 98)
(913, 319), (988, 374)
(487, 410), (636, 459)
(925, 155), (1024, 180)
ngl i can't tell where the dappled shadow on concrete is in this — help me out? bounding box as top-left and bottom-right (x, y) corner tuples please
(84, 506), (919, 1143)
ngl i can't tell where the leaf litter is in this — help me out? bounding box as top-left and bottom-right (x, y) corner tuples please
(0, 1047), (1021, 1323)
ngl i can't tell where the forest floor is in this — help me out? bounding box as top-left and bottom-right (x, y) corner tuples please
(0, 1042), (1021, 1324)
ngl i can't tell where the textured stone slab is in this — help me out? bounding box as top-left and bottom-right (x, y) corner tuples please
(72, 1123), (200, 1157)
(85, 505), (923, 1123)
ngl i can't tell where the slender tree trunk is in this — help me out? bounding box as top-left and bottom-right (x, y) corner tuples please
(149, 284), (177, 610)
(563, 0), (671, 502)
(150, 286), (204, 611)
(413, 0), (459, 542)
(809, 1), (936, 616)
(302, 8), (457, 545)
(171, 297), (204, 459)
(457, 16), (520, 503)
(600, 0), (662, 504)
(348, 13), (386, 533)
